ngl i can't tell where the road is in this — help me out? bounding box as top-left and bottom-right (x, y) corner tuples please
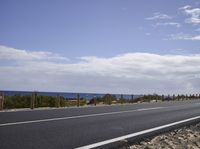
(0, 100), (200, 149)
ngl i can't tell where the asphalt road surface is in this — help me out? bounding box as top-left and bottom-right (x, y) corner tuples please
(0, 100), (200, 149)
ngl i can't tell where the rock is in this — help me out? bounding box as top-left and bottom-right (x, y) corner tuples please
(128, 123), (200, 149)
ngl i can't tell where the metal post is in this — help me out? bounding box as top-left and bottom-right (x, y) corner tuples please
(94, 95), (97, 106)
(161, 94), (164, 101)
(131, 94), (134, 103)
(186, 94), (188, 100)
(39, 95), (42, 106)
(57, 94), (60, 108)
(120, 94), (123, 104)
(35, 92), (38, 108)
(31, 93), (33, 109)
(172, 94), (175, 100)
(0, 92), (4, 110)
(168, 94), (170, 101)
(35, 92), (37, 107)
(77, 93), (80, 107)
(31, 92), (36, 109)
(2, 92), (4, 110)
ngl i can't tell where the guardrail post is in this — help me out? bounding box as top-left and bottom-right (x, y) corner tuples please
(35, 92), (38, 107)
(161, 94), (164, 101)
(177, 94), (180, 101)
(77, 93), (80, 107)
(172, 94), (175, 100)
(94, 95), (97, 106)
(0, 92), (4, 110)
(120, 94), (123, 104)
(35, 92), (37, 107)
(156, 95), (158, 102)
(57, 94), (60, 108)
(31, 92), (36, 109)
(131, 94), (134, 103)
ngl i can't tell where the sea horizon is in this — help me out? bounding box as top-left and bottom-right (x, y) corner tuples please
(0, 90), (142, 100)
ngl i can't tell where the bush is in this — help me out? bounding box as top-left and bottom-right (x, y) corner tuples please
(4, 94), (31, 109)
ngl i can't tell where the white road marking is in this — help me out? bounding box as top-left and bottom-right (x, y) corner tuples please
(136, 107), (164, 111)
(0, 107), (164, 127)
(76, 115), (200, 149)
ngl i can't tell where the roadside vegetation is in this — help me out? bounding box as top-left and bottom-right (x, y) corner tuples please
(1, 93), (200, 110)
(3, 94), (87, 109)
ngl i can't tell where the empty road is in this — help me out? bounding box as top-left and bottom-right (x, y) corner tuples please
(0, 100), (200, 149)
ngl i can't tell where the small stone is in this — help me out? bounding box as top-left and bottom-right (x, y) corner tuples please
(128, 122), (200, 149)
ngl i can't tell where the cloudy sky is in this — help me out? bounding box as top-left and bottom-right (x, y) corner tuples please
(0, 0), (200, 94)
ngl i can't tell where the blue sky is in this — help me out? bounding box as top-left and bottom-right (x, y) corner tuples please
(0, 0), (200, 94)
(1, 0), (200, 57)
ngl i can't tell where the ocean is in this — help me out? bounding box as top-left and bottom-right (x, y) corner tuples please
(0, 90), (142, 100)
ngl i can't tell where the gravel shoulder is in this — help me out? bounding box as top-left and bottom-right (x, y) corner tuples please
(127, 122), (200, 149)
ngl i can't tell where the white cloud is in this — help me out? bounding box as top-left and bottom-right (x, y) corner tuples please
(0, 45), (200, 94)
(154, 22), (181, 28)
(167, 33), (200, 40)
(0, 45), (68, 62)
(145, 33), (151, 36)
(145, 12), (173, 20)
(190, 35), (200, 40)
(180, 5), (200, 24)
(179, 5), (192, 10)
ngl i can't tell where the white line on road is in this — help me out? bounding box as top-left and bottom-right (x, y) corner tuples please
(136, 107), (164, 111)
(0, 107), (164, 127)
(76, 115), (200, 149)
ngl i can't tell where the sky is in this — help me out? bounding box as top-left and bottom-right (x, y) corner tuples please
(0, 0), (200, 94)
